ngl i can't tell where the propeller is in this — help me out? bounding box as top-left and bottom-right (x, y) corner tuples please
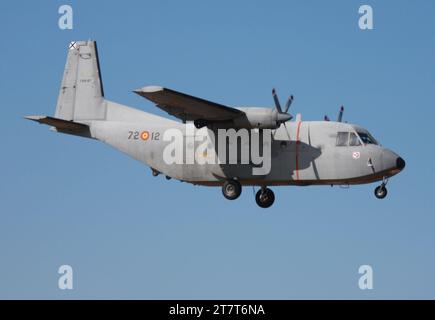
(284, 95), (294, 113)
(324, 106), (344, 122)
(272, 88), (293, 124)
(337, 105), (344, 122)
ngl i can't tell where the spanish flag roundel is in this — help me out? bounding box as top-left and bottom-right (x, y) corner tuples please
(141, 131), (150, 141)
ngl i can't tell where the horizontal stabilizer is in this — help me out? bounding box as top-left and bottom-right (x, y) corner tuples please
(25, 115), (91, 137)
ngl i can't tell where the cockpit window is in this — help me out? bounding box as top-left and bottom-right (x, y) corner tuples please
(357, 132), (378, 145)
(349, 132), (361, 146)
(336, 132), (349, 146)
(336, 131), (363, 147)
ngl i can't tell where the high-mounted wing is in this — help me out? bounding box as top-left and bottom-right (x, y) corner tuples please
(133, 86), (244, 122)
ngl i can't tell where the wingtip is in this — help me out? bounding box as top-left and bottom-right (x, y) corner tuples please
(133, 86), (164, 95)
(24, 115), (46, 122)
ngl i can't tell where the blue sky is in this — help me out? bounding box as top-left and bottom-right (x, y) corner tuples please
(1, 0), (434, 299)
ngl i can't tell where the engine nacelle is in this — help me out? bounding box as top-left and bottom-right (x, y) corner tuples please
(198, 108), (291, 130)
(232, 107), (291, 129)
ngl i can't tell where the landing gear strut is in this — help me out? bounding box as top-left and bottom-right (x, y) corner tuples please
(222, 179), (242, 200)
(255, 187), (275, 208)
(374, 177), (388, 199)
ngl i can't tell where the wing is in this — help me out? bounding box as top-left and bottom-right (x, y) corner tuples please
(133, 86), (244, 122)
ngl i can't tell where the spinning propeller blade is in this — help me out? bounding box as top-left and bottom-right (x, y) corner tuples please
(272, 88), (293, 124)
(284, 95), (294, 113)
(337, 105), (344, 122)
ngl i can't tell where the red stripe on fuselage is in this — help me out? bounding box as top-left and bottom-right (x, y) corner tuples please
(295, 121), (302, 181)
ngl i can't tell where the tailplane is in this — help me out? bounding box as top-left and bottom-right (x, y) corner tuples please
(24, 115), (91, 137)
(26, 40), (106, 137)
(26, 40), (171, 136)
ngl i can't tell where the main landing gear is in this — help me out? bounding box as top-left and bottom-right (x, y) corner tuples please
(255, 187), (275, 208)
(221, 180), (275, 208)
(222, 179), (242, 200)
(374, 177), (388, 199)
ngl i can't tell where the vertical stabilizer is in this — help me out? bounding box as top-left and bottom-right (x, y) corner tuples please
(55, 40), (106, 121)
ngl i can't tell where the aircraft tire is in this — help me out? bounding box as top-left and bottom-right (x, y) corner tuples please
(255, 188), (275, 208)
(374, 185), (388, 199)
(222, 179), (242, 200)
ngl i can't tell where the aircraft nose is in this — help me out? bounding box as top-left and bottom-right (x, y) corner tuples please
(396, 157), (406, 171)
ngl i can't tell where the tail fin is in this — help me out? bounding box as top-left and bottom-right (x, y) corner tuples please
(55, 40), (106, 121)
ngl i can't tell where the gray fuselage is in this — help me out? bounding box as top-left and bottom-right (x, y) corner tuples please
(89, 102), (403, 187)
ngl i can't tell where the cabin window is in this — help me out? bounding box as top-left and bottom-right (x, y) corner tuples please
(357, 132), (378, 145)
(349, 132), (361, 146)
(336, 132), (349, 146)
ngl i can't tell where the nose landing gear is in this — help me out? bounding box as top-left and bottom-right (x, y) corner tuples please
(374, 177), (388, 199)
(255, 187), (275, 208)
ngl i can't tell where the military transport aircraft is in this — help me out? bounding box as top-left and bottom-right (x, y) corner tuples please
(26, 41), (405, 208)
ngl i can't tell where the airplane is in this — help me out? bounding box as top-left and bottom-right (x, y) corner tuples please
(26, 40), (405, 208)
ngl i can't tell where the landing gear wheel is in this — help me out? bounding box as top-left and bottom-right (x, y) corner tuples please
(255, 188), (275, 208)
(374, 185), (388, 199)
(222, 179), (242, 200)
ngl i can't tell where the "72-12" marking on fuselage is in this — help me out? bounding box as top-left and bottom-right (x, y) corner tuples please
(127, 130), (160, 141)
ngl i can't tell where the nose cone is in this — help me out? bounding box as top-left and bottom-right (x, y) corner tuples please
(381, 149), (405, 175)
(396, 157), (406, 171)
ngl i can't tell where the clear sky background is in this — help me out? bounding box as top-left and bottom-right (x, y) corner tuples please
(1, 0), (434, 299)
